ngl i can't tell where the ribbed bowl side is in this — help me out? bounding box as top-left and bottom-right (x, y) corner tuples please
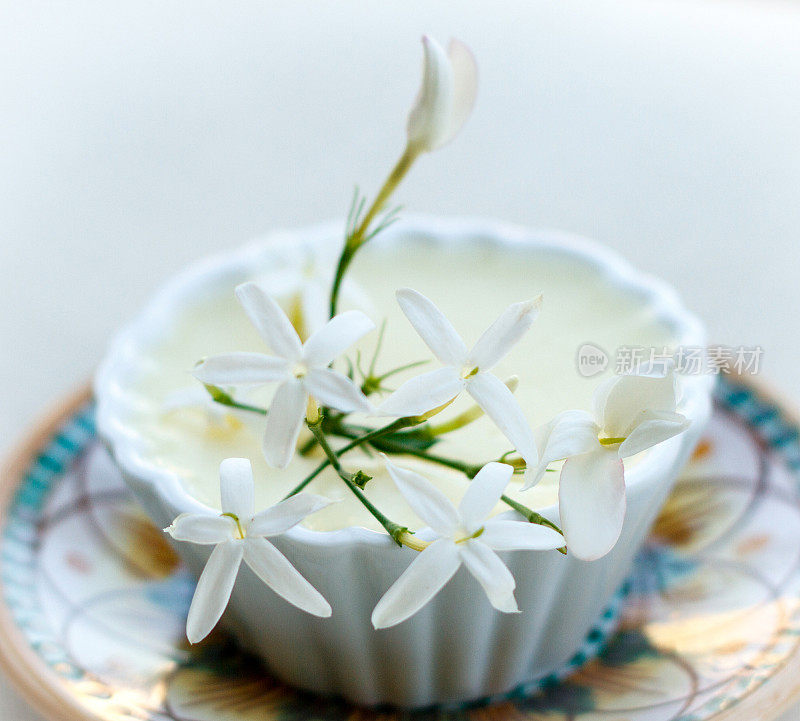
(117, 394), (707, 708)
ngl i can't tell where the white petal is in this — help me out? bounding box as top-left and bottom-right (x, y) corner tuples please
(219, 458), (255, 519)
(305, 368), (372, 414)
(396, 288), (468, 366)
(466, 372), (538, 467)
(262, 379), (308, 469)
(480, 519), (564, 551)
(302, 310), (375, 368)
(530, 410), (600, 486)
(248, 494), (333, 537)
(558, 449), (626, 561)
(371, 539), (461, 629)
(467, 297), (542, 371)
(444, 39), (478, 146)
(242, 537), (331, 617)
(458, 462), (513, 533)
(299, 280), (329, 337)
(459, 540), (518, 613)
(596, 370), (680, 438)
(193, 353), (289, 386)
(165, 513), (236, 544)
(384, 457), (460, 537)
(406, 36), (455, 153)
(618, 410), (690, 457)
(590, 374), (618, 426)
(377, 366), (464, 418)
(235, 282), (303, 360)
(186, 540), (243, 643)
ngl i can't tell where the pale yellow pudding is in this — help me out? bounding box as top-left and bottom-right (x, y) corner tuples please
(121, 234), (676, 534)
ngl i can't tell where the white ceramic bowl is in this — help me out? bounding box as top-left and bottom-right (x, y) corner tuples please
(94, 217), (713, 708)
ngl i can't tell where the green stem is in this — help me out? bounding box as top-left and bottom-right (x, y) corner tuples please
(500, 495), (566, 551)
(345, 417), (414, 447)
(283, 461), (327, 499)
(332, 424), (479, 476)
(356, 146), (416, 241)
(283, 418), (417, 499)
(298, 435), (319, 456)
(362, 359), (431, 396)
(305, 419), (409, 545)
(330, 146), (418, 317)
(381, 445), (483, 478)
(210, 397), (267, 416)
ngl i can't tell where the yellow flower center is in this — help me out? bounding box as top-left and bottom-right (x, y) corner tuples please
(455, 526), (485, 544)
(461, 365), (480, 380)
(221, 512), (246, 539)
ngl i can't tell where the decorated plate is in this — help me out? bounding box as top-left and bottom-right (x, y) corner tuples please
(2, 378), (800, 721)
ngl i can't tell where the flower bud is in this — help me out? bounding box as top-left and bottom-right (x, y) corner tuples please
(406, 36), (478, 154)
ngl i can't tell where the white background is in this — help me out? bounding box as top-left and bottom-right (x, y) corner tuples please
(1, 1), (799, 719)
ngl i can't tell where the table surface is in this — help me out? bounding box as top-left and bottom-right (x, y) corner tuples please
(1, 1), (799, 719)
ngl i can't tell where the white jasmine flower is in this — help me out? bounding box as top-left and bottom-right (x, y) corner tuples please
(532, 365), (689, 561)
(254, 242), (374, 338)
(379, 288), (541, 478)
(193, 282), (374, 468)
(372, 459), (563, 629)
(165, 458), (333, 643)
(406, 36), (478, 154)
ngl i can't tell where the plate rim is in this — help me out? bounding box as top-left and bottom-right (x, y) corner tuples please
(0, 382), (101, 721)
(1, 376), (800, 721)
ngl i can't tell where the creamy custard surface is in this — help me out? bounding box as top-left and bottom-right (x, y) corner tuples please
(125, 238), (676, 532)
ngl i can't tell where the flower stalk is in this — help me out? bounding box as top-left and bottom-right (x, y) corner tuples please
(329, 35), (478, 319)
(305, 415), (418, 548)
(283, 415), (431, 498)
(202, 384), (268, 416)
(329, 146), (417, 318)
